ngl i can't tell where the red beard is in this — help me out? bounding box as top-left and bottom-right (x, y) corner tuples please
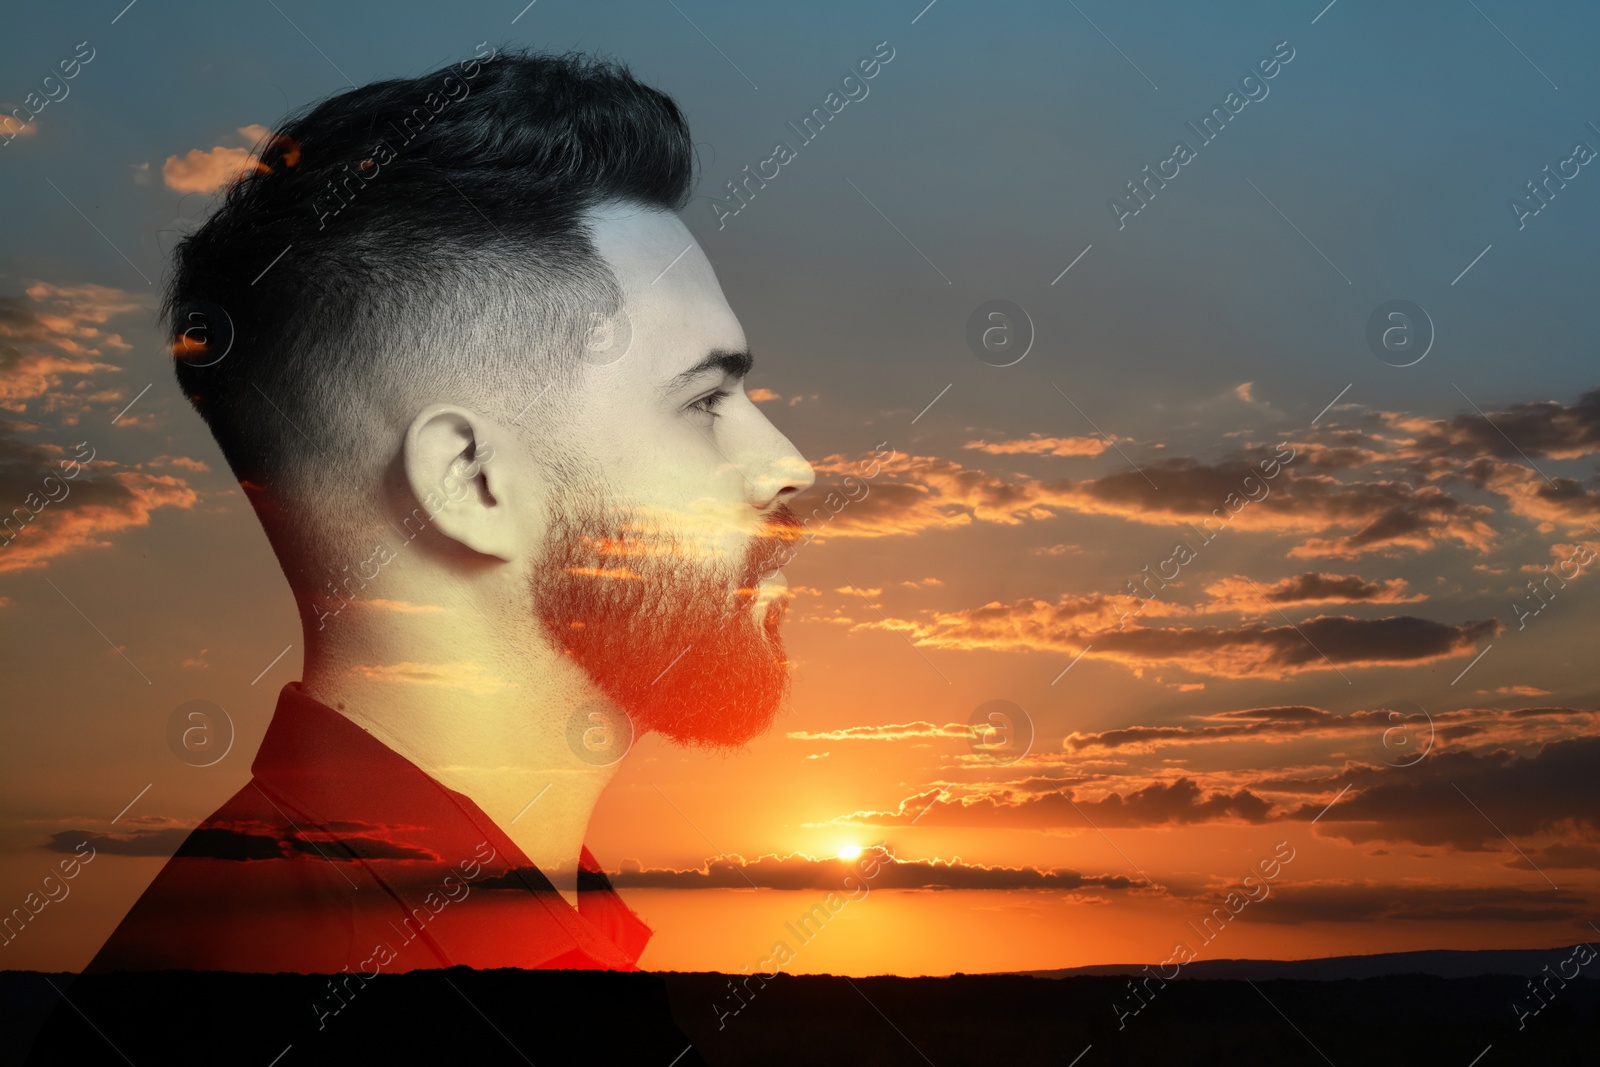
(529, 492), (800, 751)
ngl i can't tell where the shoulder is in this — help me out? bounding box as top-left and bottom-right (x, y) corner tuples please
(87, 780), (362, 973)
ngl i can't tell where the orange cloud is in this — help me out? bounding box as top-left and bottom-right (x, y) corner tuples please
(349, 661), (510, 695)
(0, 434), (198, 573)
(1466, 458), (1600, 529)
(786, 721), (973, 743)
(806, 449), (1494, 558)
(360, 598), (447, 615)
(1200, 572), (1422, 613)
(161, 126), (273, 193)
(0, 282), (144, 413)
(149, 455), (211, 473)
(857, 592), (1500, 679)
(964, 435), (1110, 458)
(602, 849), (1140, 892)
(826, 778), (1272, 830)
(1397, 388), (1600, 463)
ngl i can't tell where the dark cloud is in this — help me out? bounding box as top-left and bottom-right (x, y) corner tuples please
(0, 282), (143, 409)
(1066, 706), (1346, 752)
(1291, 736), (1600, 850)
(1412, 389), (1600, 463)
(1508, 843), (1600, 871)
(1096, 614), (1498, 678)
(0, 428), (198, 573)
(50, 822), (439, 863)
(1250, 882), (1590, 924)
(829, 779), (1271, 830)
(1067, 703), (1600, 763)
(561, 849), (1145, 892)
(47, 828), (190, 857)
(811, 434), (1507, 559)
(1465, 458), (1600, 527)
(886, 595), (1501, 679)
(1203, 572), (1421, 609)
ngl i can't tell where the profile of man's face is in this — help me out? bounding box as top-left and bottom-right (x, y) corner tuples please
(520, 204), (813, 751)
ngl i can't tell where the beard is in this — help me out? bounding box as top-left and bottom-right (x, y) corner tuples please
(528, 485), (801, 752)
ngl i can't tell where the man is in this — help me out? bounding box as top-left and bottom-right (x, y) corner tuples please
(87, 44), (814, 977)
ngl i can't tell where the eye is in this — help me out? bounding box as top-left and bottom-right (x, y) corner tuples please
(687, 388), (732, 420)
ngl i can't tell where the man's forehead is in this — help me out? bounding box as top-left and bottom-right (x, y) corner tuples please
(583, 204), (746, 371)
(585, 206), (727, 310)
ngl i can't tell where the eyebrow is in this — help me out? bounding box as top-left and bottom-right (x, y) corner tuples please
(663, 349), (753, 391)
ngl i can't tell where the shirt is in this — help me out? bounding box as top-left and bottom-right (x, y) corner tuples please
(87, 682), (653, 974)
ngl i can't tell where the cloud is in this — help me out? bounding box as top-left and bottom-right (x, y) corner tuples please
(0, 432), (199, 573)
(861, 591), (1500, 679)
(47, 828), (190, 857)
(747, 387), (781, 403)
(149, 455), (211, 473)
(0, 109), (39, 142)
(1465, 458), (1600, 529)
(47, 820), (439, 863)
(1058, 458), (1495, 559)
(161, 125), (272, 193)
(1063, 703), (1600, 761)
(801, 452), (1067, 539)
(1401, 389), (1600, 463)
(359, 598), (447, 615)
(786, 721), (973, 743)
(805, 449), (1494, 558)
(1064, 706), (1353, 754)
(964, 435), (1110, 458)
(547, 848), (1144, 892)
(1200, 573), (1422, 612)
(349, 661), (510, 696)
(825, 779), (1271, 830)
(1286, 736), (1600, 852)
(1248, 882), (1589, 924)
(1507, 843), (1600, 871)
(0, 282), (145, 412)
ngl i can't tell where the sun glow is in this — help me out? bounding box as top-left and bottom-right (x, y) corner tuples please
(836, 844), (863, 861)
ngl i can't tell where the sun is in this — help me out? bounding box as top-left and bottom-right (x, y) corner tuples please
(836, 844), (863, 861)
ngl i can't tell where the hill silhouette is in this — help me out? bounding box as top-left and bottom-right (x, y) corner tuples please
(5, 946), (1599, 1066)
(1017, 943), (1594, 981)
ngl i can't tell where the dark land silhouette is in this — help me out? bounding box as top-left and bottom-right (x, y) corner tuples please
(7, 947), (1600, 1066)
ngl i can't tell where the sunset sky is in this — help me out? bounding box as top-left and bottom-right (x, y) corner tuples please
(4, 0), (1600, 978)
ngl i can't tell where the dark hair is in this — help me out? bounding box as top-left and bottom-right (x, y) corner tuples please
(165, 45), (693, 521)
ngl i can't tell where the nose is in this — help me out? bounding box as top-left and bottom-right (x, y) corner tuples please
(746, 421), (814, 512)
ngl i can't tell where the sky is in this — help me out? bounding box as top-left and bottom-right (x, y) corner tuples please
(4, 0), (1600, 977)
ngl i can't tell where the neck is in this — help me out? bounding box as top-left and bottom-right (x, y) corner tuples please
(297, 580), (621, 906)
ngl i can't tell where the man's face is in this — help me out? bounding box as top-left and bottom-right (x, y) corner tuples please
(524, 205), (814, 750)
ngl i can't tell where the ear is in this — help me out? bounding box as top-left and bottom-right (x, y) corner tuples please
(402, 405), (518, 560)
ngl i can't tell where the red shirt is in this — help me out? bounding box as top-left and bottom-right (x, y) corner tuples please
(89, 683), (652, 974)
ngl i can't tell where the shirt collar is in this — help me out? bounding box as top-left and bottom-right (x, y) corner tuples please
(251, 682), (652, 968)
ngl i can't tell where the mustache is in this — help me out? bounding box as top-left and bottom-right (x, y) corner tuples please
(747, 503), (803, 581)
(761, 503), (803, 541)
